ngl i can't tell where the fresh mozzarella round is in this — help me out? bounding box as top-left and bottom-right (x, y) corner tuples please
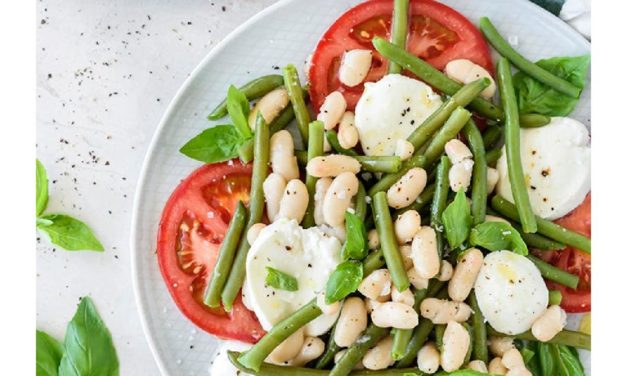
(496, 117), (590, 220)
(474, 251), (548, 335)
(354, 74), (442, 156)
(209, 341), (252, 375)
(244, 219), (342, 336)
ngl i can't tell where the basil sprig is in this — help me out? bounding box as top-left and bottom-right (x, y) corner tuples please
(265, 267), (299, 292)
(469, 221), (528, 255)
(325, 260), (363, 304)
(441, 190), (473, 249)
(341, 211), (368, 261)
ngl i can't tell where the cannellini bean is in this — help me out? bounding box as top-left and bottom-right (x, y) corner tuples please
(488, 336), (515, 357)
(467, 360), (489, 373)
(358, 269), (391, 301)
(362, 336), (394, 370)
(487, 167), (499, 194)
(247, 223), (267, 245)
(531, 305), (567, 342)
(316, 292), (341, 316)
(394, 210), (421, 244)
(365, 298), (383, 314)
(489, 357), (508, 375)
(267, 328), (304, 364)
(395, 139), (415, 161)
(399, 245), (414, 270)
(287, 336), (325, 367)
(392, 285), (415, 306)
(387, 167), (428, 209)
(444, 59), (497, 98)
(407, 268), (429, 290)
(449, 159), (474, 192)
(270, 130), (299, 181)
(485, 214), (511, 225)
(314, 177), (332, 226)
(317, 91), (347, 130)
(323, 172), (359, 227)
(334, 297), (368, 347)
(420, 298), (473, 324)
(277, 179), (309, 223)
(502, 348), (525, 369)
(437, 260), (454, 282)
(248, 87), (290, 129)
(448, 248), (484, 302)
(506, 366), (533, 376)
(334, 350), (364, 369)
(338, 112), (359, 149)
(417, 342), (440, 374)
(263, 173), (287, 222)
(371, 302), (419, 329)
(444, 139), (473, 165)
(323, 133), (332, 152)
(307, 155), (361, 178)
(368, 229), (380, 250)
(410, 226), (440, 279)
(339, 49), (373, 87)
(441, 321), (470, 372)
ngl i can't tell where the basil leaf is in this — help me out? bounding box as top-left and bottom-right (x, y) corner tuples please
(558, 345), (585, 376)
(265, 267), (299, 292)
(341, 211), (368, 261)
(538, 342), (555, 376)
(513, 55), (590, 116)
(469, 221), (528, 255)
(58, 297), (119, 376)
(36, 330), (63, 376)
(179, 125), (243, 163)
(325, 260), (363, 304)
(441, 190), (473, 249)
(36, 159), (49, 217)
(227, 85), (253, 139)
(37, 214), (104, 251)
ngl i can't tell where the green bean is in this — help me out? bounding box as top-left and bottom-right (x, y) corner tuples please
(303, 121), (325, 228)
(423, 108), (472, 168)
(295, 149), (308, 166)
(330, 324), (389, 376)
(238, 299), (322, 372)
(208, 74), (284, 120)
(325, 130), (358, 156)
(395, 319), (434, 368)
(520, 113), (551, 128)
(485, 148), (502, 166)
(396, 183), (435, 216)
(435, 324), (446, 351)
(527, 254), (579, 289)
(491, 195), (591, 253)
(391, 328), (413, 361)
(315, 324), (341, 369)
(363, 249), (385, 277)
(497, 58), (537, 233)
(482, 125), (502, 150)
(430, 156), (451, 258)
(479, 17), (581, 98)
(549, 290), (563, 306)
(511, 221), (566, 251)
(372, 192), (410, 292)
(463, 120), (488, 225)
(487, 326), (591, 350)
(367, 154), (426, 197)
(283, 64), (311, 142)
(204, 201), (248, 308)
(355, 156), (402, 173)
(238, 140), (255, 164)
(463, 322), (474, 365)
(355, 182), (368, 221)
(388, 0), (409, 74)
(221, 115), (270, 311)
(469, 291), (488, 363)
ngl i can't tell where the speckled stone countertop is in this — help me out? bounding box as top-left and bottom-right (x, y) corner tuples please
(36, 1), (277, 374)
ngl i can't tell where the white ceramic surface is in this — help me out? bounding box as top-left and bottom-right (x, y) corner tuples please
(131, 0), (591, 375)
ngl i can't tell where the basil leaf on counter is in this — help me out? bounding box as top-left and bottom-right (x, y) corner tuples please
(227, 85), (253, 139)
(441, 190), (472, 249)
(469, 221), (528, 255)
(265, 267), (299, 292)
(37, 214), (104, 251)
(36, 159), (49, 217)
(58, 297), (119, 376)
(325, 260), (363, 304)
(341, 211), (368, 261)
(36, 330), (63, 376)
(513, 55), (590, 116)
(179, 125), (243, 163)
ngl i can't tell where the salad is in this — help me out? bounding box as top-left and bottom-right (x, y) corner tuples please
(156, 1), (591, 375)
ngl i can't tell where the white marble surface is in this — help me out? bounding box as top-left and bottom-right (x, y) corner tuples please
(36, 1), (277, 375)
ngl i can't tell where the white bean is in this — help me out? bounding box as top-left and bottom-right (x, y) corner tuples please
(449, 159), (474, 193)
(334, 297), (368, 347)
(489, 357), (508, 375)
(487, 167), (499, 194)
(362, 336), (394, 371)
(307, 155), (361, 178)
(323, 172), (359, 227)
(371, 302), (419, 329)
(502, 348), (525, 370)
(407, 268), (429, 290)
(391, 285), (415, 306)
(444, 139), (473, 165)
(317, 91), (347, 130)
(441, 321), (470, 372)
(338, 111), (359, 149)
(339, 49), (373, 87)
(247, 223), (266, 245)
(444, 59), (497, 98)
(316, 292), (341, 316)
(420, 298), (473, 324)
(358, 269), (391, 301)
(314, 177), (332, 226)
(263, 173), (287, 222)
(467, 360), (489, 373)
(410, 226), (440, 279)
(248, 87), (290, 129)
(417, 342), (440, 374)
(399, 245), (414, 270)
(488, 336), (515, 357)
(277, 179), (309, 223)
(267, 328), (304, 364)
(395, 139), (415, 161)
(368, 229), (380, 250)
(394, 210), (421, 244)
(448, 248), (484, 302)
(270, 130), (299, 181)
(365, 298), (383, 314)
(437, 260), (454, 282)
(387, 167), (428, 209)
(287, 336), (325, 367)
(323, 133), (332, 152)
(506, 366), (533, 376)
(531, 305), (567, 342)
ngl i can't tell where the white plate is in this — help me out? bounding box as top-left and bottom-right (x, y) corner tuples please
(131, 0), (590, 374)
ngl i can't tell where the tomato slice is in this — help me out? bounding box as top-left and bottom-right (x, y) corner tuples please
(309, 0), (493, 111)
(157, 161), (265, 343)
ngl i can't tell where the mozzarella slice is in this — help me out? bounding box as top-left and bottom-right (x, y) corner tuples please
(209, 341), (251, 376)
(244, 219), (342, 336)
(474, 251), (548, 335)
(496, 117), (590, 220)
(354, 74), (442, 156)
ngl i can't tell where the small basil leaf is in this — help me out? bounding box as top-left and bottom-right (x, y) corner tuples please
(469, 221), (528, 255)
(179, 125), (243, 163)
(538, 342), (555, 376)
(441, 190), (472, 249)
(558, 345), (585, 376)
(36, 159), (49, 217)
(265, 267), (299, 292)
(325, 260), (363, 304)
(58, 297), (119, 376)
(37, 214), (104, 251)
(227, 85), (253, 139)
(36, 330), (63, 376)
(341, 211), (368, 261)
